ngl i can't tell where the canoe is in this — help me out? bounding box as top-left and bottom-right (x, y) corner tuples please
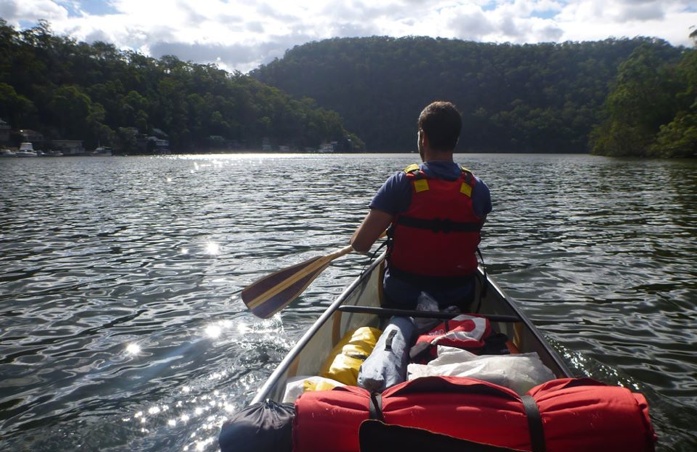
(251, 253), (572, 404)
(222, 251), (656, 452)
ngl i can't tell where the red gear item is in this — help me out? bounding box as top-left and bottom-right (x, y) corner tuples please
(293, 376), (656, 452)
(410, 314), (492, 361)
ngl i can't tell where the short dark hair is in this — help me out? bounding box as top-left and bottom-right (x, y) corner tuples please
(417, 101), (462, 151)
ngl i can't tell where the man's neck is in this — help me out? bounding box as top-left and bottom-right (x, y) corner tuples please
(422, 148), (454, 163)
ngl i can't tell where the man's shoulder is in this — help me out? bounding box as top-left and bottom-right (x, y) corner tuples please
(371, 170), (412, 213)
(472, 174), (490, 190)
(386, 169), (410, 183)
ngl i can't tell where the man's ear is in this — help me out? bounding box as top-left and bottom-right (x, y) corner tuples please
(419, 130), (428, 149)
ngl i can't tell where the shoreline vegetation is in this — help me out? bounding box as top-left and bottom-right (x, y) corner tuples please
(1, 19), (695, 158)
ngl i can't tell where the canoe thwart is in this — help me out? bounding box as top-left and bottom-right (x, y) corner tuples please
(337, 305), (521, 323)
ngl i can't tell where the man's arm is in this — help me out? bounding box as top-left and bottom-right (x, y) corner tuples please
(350, 209), (394, 253)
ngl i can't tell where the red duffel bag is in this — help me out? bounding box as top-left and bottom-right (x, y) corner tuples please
(527, 378), (656, 451)
(293, 376), (656, 452)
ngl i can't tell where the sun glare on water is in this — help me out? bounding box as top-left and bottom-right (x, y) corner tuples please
(204, 320), (232, 340)
(204, 241), (220, 255)
(205, 324), (223, 339)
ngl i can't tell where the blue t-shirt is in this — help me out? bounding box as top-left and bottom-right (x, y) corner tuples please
(370, 161), (492, 310)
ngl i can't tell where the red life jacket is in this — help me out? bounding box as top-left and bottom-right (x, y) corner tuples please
(388, 165), (482, 280)
(293, 376), (657, 452)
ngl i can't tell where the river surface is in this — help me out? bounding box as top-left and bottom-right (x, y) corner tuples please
(0, 153), (695, 451)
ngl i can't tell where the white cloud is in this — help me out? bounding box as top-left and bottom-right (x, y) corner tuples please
(1, 0), (694, 73)
(555, 0), (695, 43)
(0, 0), (67, 23)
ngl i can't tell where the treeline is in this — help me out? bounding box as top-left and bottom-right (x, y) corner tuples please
(0, 20), (363, 153)
(252, 36), (694, 156)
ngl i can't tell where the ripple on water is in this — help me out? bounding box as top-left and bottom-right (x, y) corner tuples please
(0, 154), (695, 451)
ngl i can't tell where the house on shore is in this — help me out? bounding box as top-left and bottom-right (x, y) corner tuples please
(18, 129), (44, 149)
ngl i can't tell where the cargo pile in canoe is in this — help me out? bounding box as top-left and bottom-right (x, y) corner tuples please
(220, 251), (657, 452)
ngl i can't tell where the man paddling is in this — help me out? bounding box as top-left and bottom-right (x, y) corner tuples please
(351, 101), (492, 311)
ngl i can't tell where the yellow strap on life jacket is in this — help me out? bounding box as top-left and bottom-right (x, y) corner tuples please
(404, 164), (429, 192)
(414, 179), (429, 192)
(459, 166), (473, 197)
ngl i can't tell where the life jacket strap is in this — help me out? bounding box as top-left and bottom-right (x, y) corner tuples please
(396, 216), (482, 233)
(522, 395), (546, 452)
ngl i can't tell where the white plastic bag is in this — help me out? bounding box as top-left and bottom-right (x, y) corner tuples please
(407, 346), (556, 395)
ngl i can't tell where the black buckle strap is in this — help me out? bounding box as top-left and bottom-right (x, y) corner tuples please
(522, 395), (546, 452)
(396, 216), (482, 233)
(369, 392), (384, 422)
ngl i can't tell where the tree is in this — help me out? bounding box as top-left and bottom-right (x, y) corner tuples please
(591, 42), (680, 156)
(47, 85), (93, 138)
(650, 45), (697, 157)
(0, 82), (35, 126)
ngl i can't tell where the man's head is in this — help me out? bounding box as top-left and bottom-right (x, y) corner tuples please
(417, 101), (462, 153)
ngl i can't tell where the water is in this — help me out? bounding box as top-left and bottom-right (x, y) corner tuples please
(0, 153), (695, 451)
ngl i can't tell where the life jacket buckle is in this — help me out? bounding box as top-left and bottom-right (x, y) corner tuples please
(433, 218), (453, 233)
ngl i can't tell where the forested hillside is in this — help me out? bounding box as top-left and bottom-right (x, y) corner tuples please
(252, 36), (691, 154)
(2, 19), (694, 156)
(0, 20), (362, 153)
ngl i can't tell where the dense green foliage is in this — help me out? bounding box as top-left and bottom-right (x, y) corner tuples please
(591, 40), (697, 157)
(252, 36), (685, 153)
(0, 20), (363, 153)
(2, 19), (694, 157)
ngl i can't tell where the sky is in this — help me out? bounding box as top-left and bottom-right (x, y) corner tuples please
(1, 0), (695, 74)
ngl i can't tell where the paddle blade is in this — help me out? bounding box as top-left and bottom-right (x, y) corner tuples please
(242, 245), (354, 318)
(242, 257), (330, 318)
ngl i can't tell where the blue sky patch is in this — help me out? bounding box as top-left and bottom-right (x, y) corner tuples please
(61, 0), (118, 17)
(531, 9), (558, 20)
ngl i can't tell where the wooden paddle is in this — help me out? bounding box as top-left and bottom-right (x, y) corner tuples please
(242, 244), (355, 318)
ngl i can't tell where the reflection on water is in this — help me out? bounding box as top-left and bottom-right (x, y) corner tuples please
(0, 154), (695, 450)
